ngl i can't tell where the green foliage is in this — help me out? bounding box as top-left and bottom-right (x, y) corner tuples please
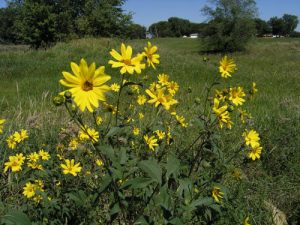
(254, 18), (272, 36)
(148, 17), (206, 38)
(0, 0), (136, 48)
(126, 24), (146, 39)
(201, 0), (257, 52)
(268, 14), (299, 36)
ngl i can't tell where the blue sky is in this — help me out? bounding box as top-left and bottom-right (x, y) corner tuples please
(0, 0), (299, 30)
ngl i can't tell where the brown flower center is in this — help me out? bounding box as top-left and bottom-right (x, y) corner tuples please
(123, 59), (132, 65)
(82, 81), (93, 91)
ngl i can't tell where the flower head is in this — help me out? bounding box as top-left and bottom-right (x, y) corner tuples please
(109, 43), (145, 74)
(155, 130), (165, 140)
(60, 59), (111, 112)
(219, 55), (237, 78)
(213, 98), (233, 129)
(248, 143), (262, 160)
(7, 135), (17, 149)
(38, 149), (50, 160)
(229, 87), (246, 106)
(137, 95), (147, 105)
(243, 216), (251, 225)
(110, 83), (120, 92)
(212, 186), (224, 203)
(144, 135), (158, 151)
(242, 129), (260, 147)
(61, 159), (82, 176)
(143, 42), (160, 69)
(4, 153), (25, 173)
(133, 127), (140, 136)
(79, 127), (99, 143)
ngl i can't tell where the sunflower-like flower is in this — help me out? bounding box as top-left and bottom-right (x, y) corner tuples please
(242, 129), (260, 147)
(213, 98), (233, 129)
(61, 159), (82, 176)
(4, 153), (25, 173)
(59, 59), (111, 112)
(219, 56), (237, 78)
(248, 143), (262, 160)
(212, 186), (224, 203)
(144, 134), (158, 151)
(109, 43), (145, 74)
(145, 88), (178, 110)
(229, 87), (246, 106)
(143, 42), (160, 69)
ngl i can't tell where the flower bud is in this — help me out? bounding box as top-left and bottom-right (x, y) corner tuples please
(194, 97), (201, 105)
(64, 91), (72, 100)
(52, 95), (65, 106)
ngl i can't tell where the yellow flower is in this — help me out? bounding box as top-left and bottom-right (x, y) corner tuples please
(243, 216), (251, 225)
(145, 88), (178, 110)
(137, 95), (147, 105)
(110, 83), (120, 92)
(131, 85), (140, 93)
(213, 98), (233, 129)
(27, 162), (43, 170)
(23, 182), (36, 199)
(219, 55), (237, 78)
(144, 134), (158, 151)
(6, 135), (17, 149)
(154, 130), (165, 140)
(214, 89), (228, 102)
(13, 129), (29, 143)
(96, 116), (103, 125)
(139, 113), (144, 120)
(143, 42), (160, 69)
(4, 154), (25, 173)
(59, 58), (111, 112)
(229, 87), (246, 106)
(168, 81), (179, 96)
(27, 152), (40, 162)
(109, 43), (145, 74)
(96, 159), (103, 166)
(242, 129), (260, 147)
(248, 143), (262, 160)
(157, 74), (169, 86)
(175, 115), (188, 128)
(79, 127), (99, 143)
(68, 138), (79, 150)
(61, 159), (82, 176)
(133, 127), (140, 136)
(0, 119), (5, 134)
(38, 149), (50, 160)
(149, 82), (161, 92)
(212, 186), (224, 203)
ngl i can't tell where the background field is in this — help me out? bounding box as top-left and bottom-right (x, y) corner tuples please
(0, 38), (299, 224)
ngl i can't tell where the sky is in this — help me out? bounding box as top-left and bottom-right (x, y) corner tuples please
(0, 0), (299, 31)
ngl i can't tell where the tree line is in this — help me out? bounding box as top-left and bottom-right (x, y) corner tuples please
(0, 0), (146, 48)
(148, 15), (299, 38)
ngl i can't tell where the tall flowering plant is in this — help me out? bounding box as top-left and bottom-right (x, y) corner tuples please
(0, 42), (262, 225)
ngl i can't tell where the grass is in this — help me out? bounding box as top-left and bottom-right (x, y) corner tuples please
(0, 37), (299, 224)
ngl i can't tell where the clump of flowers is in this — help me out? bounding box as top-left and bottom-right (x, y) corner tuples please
(0, 42), (263, 225)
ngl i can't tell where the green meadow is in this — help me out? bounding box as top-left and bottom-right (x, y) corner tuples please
(0, 38), (299, 224)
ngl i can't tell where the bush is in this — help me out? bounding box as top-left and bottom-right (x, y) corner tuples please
(201, 0), (257, 52)
(0, 42), (264, 224)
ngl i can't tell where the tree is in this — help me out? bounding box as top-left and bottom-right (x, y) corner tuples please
(268, 17), (285, 35)
(254, 18), (271, 36)
(282, 14), (299, 36)
(126, 24), (146, 39)
(149, 21), (173, 38)
(201, 0), (258, 52)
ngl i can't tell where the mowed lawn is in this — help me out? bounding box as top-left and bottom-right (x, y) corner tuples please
(0, 37), (300, 223)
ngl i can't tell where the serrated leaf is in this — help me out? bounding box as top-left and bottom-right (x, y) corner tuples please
(138, 159), (162, 184)
(190, 197), (214, 208)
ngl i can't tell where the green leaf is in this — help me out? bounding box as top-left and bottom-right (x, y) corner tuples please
(190, 197), (214, 209)
(166, 153), (180, 180)
(1, 211), (32, 225)
(99, 174), (112, 193)
(138, 159), (162, 184)
(168, 217), (183, 225)
(133, 216), (149, 225)
(122, 177), (153, 189)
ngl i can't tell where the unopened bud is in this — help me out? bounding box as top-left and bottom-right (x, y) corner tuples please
(194, 97), (201, 105)
(64, 91), (72, 100)
(52, 95), (65, 106)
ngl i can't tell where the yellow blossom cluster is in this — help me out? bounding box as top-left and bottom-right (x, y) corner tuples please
(6, 129), (29, 149)
(23, 180), (45, 203)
